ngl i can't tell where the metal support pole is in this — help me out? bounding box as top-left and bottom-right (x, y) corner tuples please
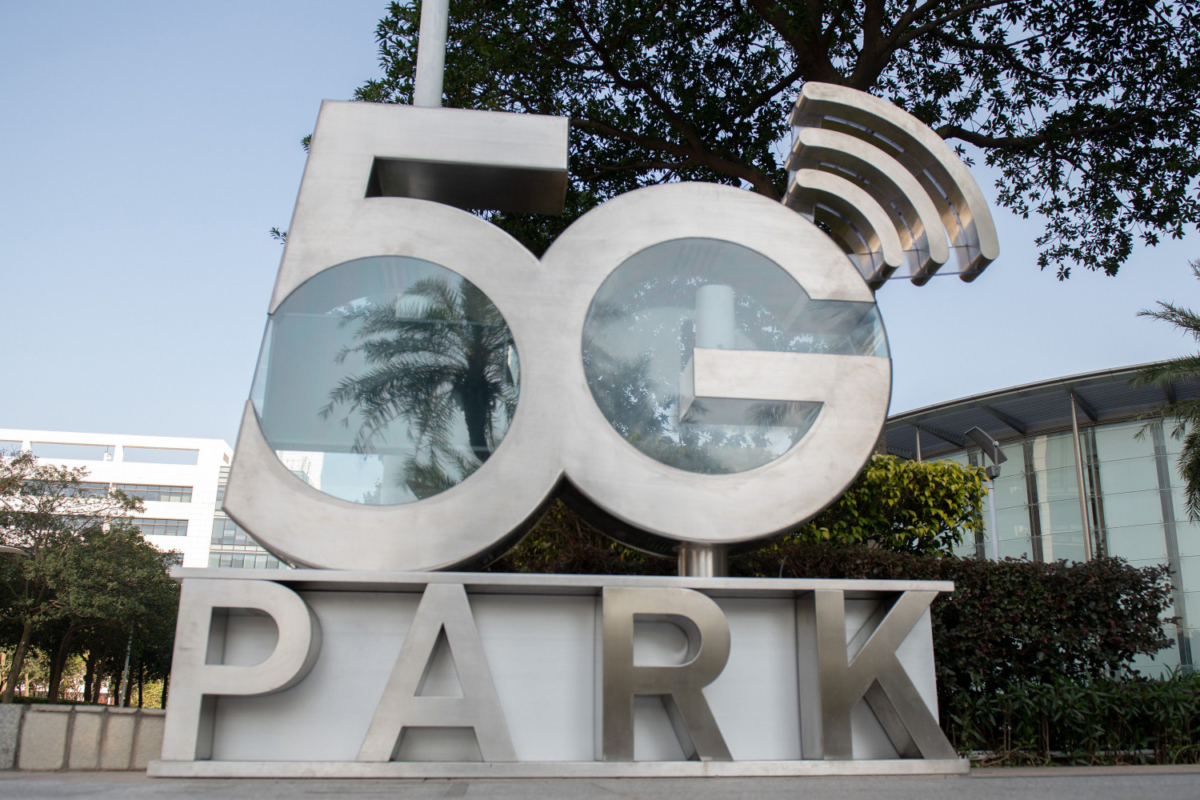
(987, 478), (999, 561)
(1069, 394), (1094, 562)
(413, 0), (450, 108)
(914, 428), (922, 461)
(677, 543), (729, 577)
(118, 628), (133, 707)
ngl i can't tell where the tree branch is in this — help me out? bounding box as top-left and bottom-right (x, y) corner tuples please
(569, 116), (781, 198)
(741, 64), (806, 114)
(890, 0), (1024, 51)
(747, 0), (841, 83)
(938, 109), (1156, 149)
(850, 0), (889, 88)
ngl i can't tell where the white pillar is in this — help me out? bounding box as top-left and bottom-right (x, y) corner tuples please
(413, 0), (450, 108)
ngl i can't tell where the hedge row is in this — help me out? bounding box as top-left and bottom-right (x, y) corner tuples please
(736, 539), (1177, 705)
(948, 673), (1200, 764)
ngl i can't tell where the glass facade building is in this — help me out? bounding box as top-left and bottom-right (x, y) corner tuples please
(886, 366), (1200, 676)
(209, 465), (286, 570)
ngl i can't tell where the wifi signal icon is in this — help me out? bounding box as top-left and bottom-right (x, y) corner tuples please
(785, 83), (1000, 288)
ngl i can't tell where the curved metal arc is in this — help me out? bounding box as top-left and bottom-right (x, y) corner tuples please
(788, 128), (949, 283)
(791, 82), (999, 279)
(787, 169), (905, 285)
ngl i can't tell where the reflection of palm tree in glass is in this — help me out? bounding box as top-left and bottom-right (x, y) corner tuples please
(321, 276), (517, 499)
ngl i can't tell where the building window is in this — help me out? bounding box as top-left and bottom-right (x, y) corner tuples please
(209, 517), (287, 569)
(132, 518), (189, 537)
(58, 515), (101, 531)
(56, 481), (111, 498)
(207, 552), (285, 570)
(216, 465), (229, 502)
(31, 443), (115, 461)
(30, 481), (110, 498)
(122, 447), (199, 465)
(115, 484), (192, 503)
(211, 517), (266, 550)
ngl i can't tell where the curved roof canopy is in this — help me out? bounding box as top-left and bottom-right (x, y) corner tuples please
(885, 364), (1200, 460)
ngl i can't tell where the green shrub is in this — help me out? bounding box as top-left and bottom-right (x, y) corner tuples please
(796, 455), (986, 555)
(948, 673), (1200, 765)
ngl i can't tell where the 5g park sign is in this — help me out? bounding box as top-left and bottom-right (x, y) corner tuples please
(152, 80), (998, 778)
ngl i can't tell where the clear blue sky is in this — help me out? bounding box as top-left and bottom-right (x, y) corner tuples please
(2, 1), (1198, 447)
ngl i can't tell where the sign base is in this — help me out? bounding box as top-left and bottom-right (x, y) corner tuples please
(154, 570), (960, 776)
(149, 758), (969, 778)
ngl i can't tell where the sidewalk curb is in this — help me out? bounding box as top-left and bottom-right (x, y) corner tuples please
(972, 764), (1200, 778)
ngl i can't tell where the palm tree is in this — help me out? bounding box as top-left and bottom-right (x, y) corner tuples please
(321, 275), (517, 500)
(1132, 258), (1200, 519)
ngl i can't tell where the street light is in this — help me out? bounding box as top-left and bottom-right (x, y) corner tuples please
(964, 427), (1007, 561)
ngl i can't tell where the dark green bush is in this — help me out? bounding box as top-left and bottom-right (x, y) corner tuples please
(737, 539), (1177, 704)
(948, 673), (1200, 764)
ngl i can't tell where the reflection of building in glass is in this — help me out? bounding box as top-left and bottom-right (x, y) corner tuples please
(0, 429), (231, 568)
(582, 238), (888, 475)
(886, 366), (1200, 676)
(276, 451), (324, 490)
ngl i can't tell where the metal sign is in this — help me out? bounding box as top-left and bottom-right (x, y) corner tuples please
(154, 81), (999, 778)
(222, 84), (996, 574)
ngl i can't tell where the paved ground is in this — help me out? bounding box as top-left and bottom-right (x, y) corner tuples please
(2, 767), (1199, 800)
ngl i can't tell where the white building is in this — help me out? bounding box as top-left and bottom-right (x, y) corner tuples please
(0, 428), (282, 570)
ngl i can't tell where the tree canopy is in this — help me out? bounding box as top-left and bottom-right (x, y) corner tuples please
(0, 453), (179, 703)
(354, 0), (1200, 274)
